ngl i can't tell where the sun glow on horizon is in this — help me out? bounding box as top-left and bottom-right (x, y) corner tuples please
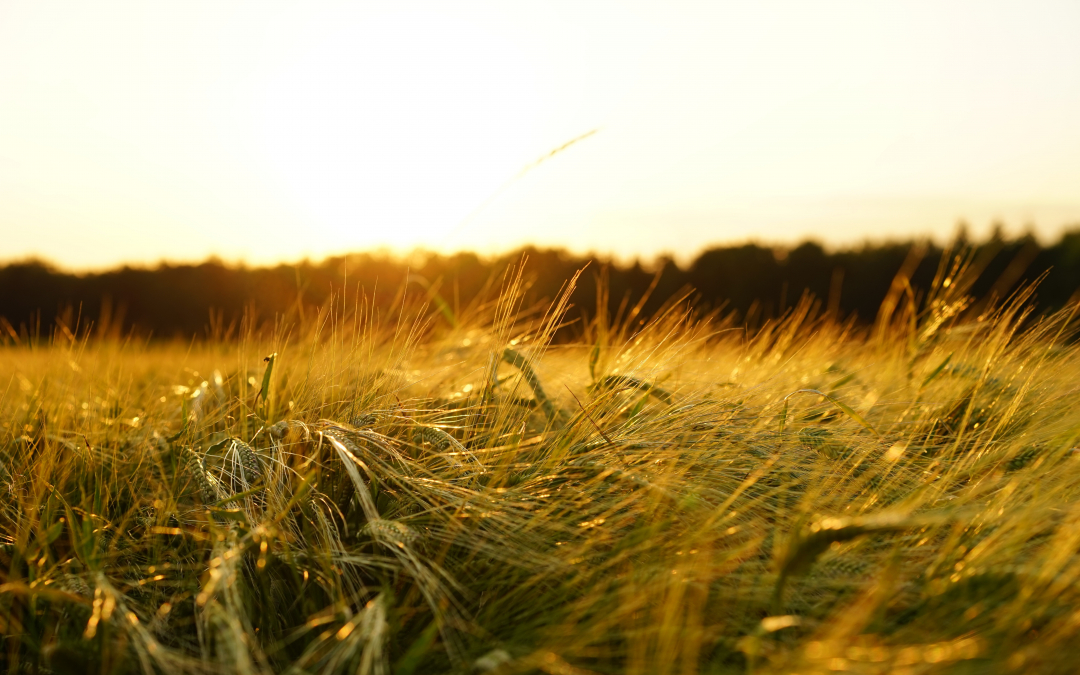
(253, 12), (552, 253)
(3, 1), (1080, 271)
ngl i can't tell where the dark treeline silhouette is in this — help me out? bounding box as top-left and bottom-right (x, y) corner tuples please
(2, 227), (1079, 342)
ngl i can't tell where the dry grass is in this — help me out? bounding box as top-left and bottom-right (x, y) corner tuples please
(1, 257), (1079, 674)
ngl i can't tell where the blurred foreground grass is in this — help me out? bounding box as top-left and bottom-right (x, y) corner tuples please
(2, 256), (1079, 674)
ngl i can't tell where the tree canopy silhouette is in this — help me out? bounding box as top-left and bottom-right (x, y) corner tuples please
(2, 228), (1079, 342)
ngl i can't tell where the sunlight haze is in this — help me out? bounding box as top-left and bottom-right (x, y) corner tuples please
(3, 0), (1080, 269)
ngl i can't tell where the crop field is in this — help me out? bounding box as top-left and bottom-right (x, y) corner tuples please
(2, 256), (1080, 674)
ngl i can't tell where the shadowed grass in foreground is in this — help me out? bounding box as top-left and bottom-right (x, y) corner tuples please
(2, 259), (1079, 674)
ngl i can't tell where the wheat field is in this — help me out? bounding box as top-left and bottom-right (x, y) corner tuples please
(2, 256), (1079, 674)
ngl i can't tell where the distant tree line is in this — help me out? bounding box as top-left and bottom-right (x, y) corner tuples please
(2, 227), (1079, 342)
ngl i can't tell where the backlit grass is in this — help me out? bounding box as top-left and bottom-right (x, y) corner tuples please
(2, 258), (1079, 674)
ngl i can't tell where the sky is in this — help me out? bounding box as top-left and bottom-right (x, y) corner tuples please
(2, 1), (1080, 270)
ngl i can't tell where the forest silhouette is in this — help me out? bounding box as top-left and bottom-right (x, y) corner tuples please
(2, 227), (1079, 342)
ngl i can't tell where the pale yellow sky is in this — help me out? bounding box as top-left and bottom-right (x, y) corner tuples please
(3, 1), (1080, 270)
